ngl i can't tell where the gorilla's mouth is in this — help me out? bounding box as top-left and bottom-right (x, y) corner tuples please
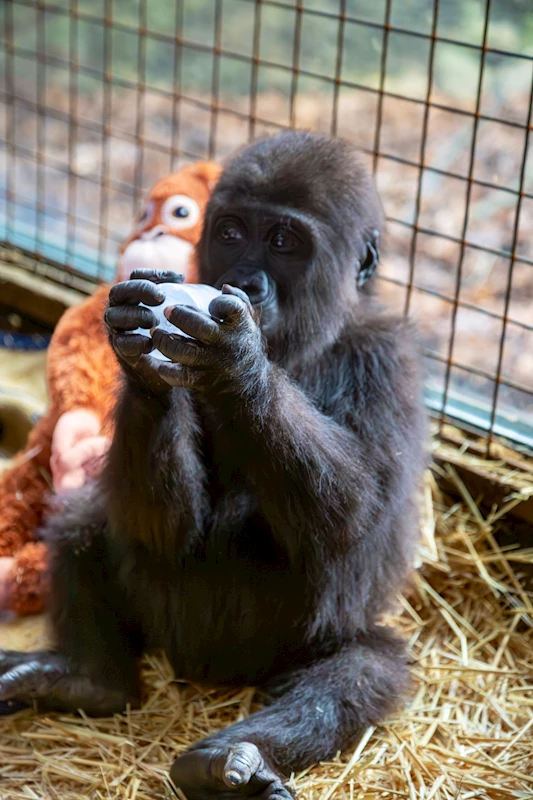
(215, 268), (273, 307)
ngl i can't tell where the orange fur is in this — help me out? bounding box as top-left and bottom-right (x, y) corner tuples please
(0, 162), (220, 614)
(119, 161), (222, 282)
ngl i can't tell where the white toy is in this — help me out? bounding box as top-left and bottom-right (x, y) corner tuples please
(136, 283), (221, 361)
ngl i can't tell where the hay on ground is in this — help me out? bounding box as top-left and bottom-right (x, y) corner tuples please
(0, 446), (532, 800)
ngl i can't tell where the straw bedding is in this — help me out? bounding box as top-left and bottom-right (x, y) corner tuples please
(0, 434), (532, 800)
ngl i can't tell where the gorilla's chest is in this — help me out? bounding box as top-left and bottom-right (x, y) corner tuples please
(199, 408), (259, 498)
(121, 532), (306, 685)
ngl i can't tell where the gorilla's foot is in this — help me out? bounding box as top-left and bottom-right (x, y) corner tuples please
(170, 741), (293, 800)
(0, 649), (133, 716)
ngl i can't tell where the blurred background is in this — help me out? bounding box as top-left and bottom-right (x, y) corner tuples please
(1, 0), (533, 450)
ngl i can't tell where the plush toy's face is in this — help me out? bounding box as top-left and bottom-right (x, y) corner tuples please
(117, 162), (222, 283)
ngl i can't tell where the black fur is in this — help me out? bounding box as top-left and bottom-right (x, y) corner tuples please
(0, 132), (425, 799)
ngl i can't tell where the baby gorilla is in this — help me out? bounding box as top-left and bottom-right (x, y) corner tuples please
(0, 132), (425, 799)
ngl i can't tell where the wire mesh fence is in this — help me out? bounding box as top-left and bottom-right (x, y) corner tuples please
(1, 0), (532, 452)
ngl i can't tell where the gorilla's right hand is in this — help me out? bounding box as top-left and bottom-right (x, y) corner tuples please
(104, 269), (184, 395)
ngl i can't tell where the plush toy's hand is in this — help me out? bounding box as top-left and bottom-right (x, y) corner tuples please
(150, 285), (268, 395)
(52, 409), (101, 451)
(104, 269), (185, 395)
(51, 435), (110, 492)
(0, 558), (14, 611)
(51, 410), (110, 492)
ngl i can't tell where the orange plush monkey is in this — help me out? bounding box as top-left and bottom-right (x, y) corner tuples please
(0, 161), (221, 615)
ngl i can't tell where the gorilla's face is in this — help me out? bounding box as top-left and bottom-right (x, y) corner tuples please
(197, 132), (384, 358)
(203, 205), (315, 336)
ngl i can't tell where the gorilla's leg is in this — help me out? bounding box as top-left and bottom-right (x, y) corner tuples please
(0, 488), (141, 716)
(170, 626), (410, 799)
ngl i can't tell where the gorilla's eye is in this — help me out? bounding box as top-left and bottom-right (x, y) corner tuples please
(216, 221), (244, 244)
(161, 194), (201, 231)
(270, 229), (298, 254)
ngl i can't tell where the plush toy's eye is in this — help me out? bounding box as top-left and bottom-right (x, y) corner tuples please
(173, 206), (190, 218)
(161, 194), (201, 230)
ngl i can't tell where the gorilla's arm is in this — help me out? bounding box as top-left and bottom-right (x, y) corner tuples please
(104, 380), (209, 555)
(152, 290), (420, 560)
(104, 273), (210, 553)
(215, 339), (420, 563)
(228, 366), (371, 538)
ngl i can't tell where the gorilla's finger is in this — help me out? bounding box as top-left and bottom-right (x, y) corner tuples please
(164, 305), (221, 343)
(135, 353), (175, 389)
(0, 656), (65, 700)
(156, 362), (204, 390)
(129, 269), (185, 285)
(105, 305), (158, 331)
(221, 284), (254, 312)
(112, 333), (154, 360)
(109, 280), (165, 307)
(209, 293), (250, 326)
(222, 743), (263, 787)
(151, 330), (211, 367)
(0, 651), (46, 675)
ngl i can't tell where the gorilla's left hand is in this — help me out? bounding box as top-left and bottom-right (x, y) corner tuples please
(151, 285), (268, 394)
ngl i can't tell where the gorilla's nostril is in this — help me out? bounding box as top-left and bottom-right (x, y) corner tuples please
(216, 269), (271, 304)
(243, 278), (269, 302)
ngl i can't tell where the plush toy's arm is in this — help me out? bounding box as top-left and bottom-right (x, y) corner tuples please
(47, 285), (120, 424)
(0, 409), (57, 614)
(0, 290), (114, 542)
(0, 407), (56, 558)
(2, 542), (48, 615)
(0, 286), (119, 613)
(45, 285), (120, 490)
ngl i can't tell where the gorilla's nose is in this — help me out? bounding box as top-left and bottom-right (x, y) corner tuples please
(218, 269), (270, 305)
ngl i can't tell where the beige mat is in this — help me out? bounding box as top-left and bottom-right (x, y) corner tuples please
(0, 348), (49, 404)
(0, 612), (49, 651)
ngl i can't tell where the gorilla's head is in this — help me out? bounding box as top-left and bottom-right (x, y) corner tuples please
(198, 132), (384, 358)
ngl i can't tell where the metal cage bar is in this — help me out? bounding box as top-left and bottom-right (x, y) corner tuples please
(0, 0), (532, 452)
(439, 0), (492, 442)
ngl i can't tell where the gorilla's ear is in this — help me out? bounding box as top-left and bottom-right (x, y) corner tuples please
(356, 229), (380, 287)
